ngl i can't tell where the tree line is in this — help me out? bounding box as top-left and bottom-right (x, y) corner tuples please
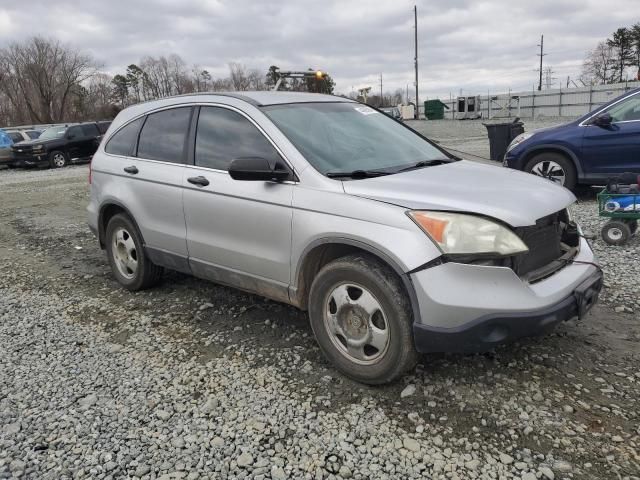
(0, 37), (335, 127)
(582, 24), (640, 85)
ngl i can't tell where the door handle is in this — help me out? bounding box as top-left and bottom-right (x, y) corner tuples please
(187, 176), (210, 187)
(124, 166), (138, 174)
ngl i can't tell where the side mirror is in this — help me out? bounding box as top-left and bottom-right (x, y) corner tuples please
(592, 112), (612, 127)
(228, 157), (290, 182)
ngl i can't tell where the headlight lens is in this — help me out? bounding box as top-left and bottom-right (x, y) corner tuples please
(408, 211), (529, 256)
(506, 132), (534, 152)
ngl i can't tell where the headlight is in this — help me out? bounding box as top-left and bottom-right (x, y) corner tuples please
(408, 211), (529, 256)
(506, 132), (534, 152)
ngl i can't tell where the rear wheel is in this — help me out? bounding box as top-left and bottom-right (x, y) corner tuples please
(601, 220), (631, 246)
(308, 254), (418, 384)
(105, 213), (163, 290)
(524, 152), (576, 190)
(49, 150), (67, 168)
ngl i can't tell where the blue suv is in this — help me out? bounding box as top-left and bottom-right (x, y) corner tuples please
(504, 87), (640, 191)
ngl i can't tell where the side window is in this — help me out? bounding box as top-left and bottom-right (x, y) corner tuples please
(81, 124), (100, 137)
(26, 131), (40, 139)
(137, 107), (192, 163)
(105, 117), (145, 156)
(195, 106), (283, 171)
(67, 126), (83, 139)
(606, 93), (640, 123)
(8, 132), (22, 143)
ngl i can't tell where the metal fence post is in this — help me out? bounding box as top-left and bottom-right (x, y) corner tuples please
(558, 85), (562, 117)
(588, 85), (593, 113)
(532, 88), (535, 119)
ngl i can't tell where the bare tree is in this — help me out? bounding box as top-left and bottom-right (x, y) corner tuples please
(582, 42), (617, 85)
(0, 36), (98, 123)
(228, 62), (251, 91)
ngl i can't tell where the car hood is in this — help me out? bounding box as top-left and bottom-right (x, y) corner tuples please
(342, 160), (575, 227)
(13, 138), (57, 148)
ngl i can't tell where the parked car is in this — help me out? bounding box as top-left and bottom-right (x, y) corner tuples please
(504, 87), (640, 190)
(88, 92), (602, 384)
(380, 106), (403, 121)
(11, 122), (102, 168)
(0, 129), (13, 168)
(5, 129), (41, 144)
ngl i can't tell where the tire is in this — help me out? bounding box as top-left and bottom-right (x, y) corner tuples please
(308, 254), (418, 384)
(601, 220), (631, 246)
(105, 213), (163, 290)
(524, 152), (577, 191)
(49, 150), (68, 168)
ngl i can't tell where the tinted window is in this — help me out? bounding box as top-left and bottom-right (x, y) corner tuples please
(105, 117), (144, 156)
(26, 131), (40, 139)
(81, 124), (100, 137)
(97, 121), (111, 134)
(195, 106), (282, 171)
(67, 126), (83, 138)
(137, 107), (191, 163)
(8, 132), (22, 143)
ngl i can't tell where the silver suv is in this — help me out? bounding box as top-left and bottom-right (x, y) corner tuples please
(88, 92), (602, 384)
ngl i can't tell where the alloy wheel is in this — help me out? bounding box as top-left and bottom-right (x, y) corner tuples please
(530, 160), (566, 185)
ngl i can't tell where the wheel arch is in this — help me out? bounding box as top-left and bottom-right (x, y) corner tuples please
(522, 144), (583, 178)
(291, 238), (421, 322)
(98, 201), (144, 250)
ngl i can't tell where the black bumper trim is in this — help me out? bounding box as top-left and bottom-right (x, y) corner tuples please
(413, 270), (603, 354)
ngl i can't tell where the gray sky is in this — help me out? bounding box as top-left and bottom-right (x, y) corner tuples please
(0, 0), (636, 99)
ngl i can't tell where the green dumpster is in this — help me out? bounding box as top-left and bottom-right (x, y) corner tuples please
(424, 100), (449, 120)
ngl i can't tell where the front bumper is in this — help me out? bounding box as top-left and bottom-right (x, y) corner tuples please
(410, 236), (602, 353)
(10, 152), (47, 167)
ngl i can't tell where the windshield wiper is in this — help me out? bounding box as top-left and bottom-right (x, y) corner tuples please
(325, 169), (391, 179)
(394, 158), (454, 173)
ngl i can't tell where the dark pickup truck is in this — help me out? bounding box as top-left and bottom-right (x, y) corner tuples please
(10, 122), (109, 168)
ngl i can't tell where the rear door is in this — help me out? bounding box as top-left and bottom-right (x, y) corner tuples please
(99, 107), (193, 268)
(182, 105), (294, 301)
(81, 123), (101, 157)
(65, 126), (85, 159)
(582, 91), (640, 177)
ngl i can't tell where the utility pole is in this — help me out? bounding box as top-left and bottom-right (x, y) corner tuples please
(537, 34), (546, 91)
(380, 73), (383, 107)
(414, 5), (419, 119)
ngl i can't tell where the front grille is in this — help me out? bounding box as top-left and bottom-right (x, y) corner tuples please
(512, 211), (567, 278)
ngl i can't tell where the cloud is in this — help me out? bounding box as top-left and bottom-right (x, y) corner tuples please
(0, 0), (636, 99)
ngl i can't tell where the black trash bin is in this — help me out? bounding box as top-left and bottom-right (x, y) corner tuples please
(483, 118), (525, 161)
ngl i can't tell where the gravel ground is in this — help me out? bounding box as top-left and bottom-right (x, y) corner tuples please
(0, 157), (639, 480)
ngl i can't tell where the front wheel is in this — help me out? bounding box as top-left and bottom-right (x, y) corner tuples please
(49, 150), (68, 168)
(524, 152), (576, 191)
(601, 220), (631, 246)
(308, 254), (418, 384)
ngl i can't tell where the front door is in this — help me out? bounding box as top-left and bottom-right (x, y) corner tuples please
(582, 91), (640, 178)
(182, 105), (294, 302)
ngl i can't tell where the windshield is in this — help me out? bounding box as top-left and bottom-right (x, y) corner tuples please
(39, 127), (67, 140)
(262, 102), (451, 175)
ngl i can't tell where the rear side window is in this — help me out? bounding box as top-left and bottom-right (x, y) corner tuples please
(195, 106), (282, 171)
(81, 124), (100, 137)
(137, 107), (192, 163)
(105, 117), (144, 156)
(67, 126), (83, 138)
(26, 131), (40, 139)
